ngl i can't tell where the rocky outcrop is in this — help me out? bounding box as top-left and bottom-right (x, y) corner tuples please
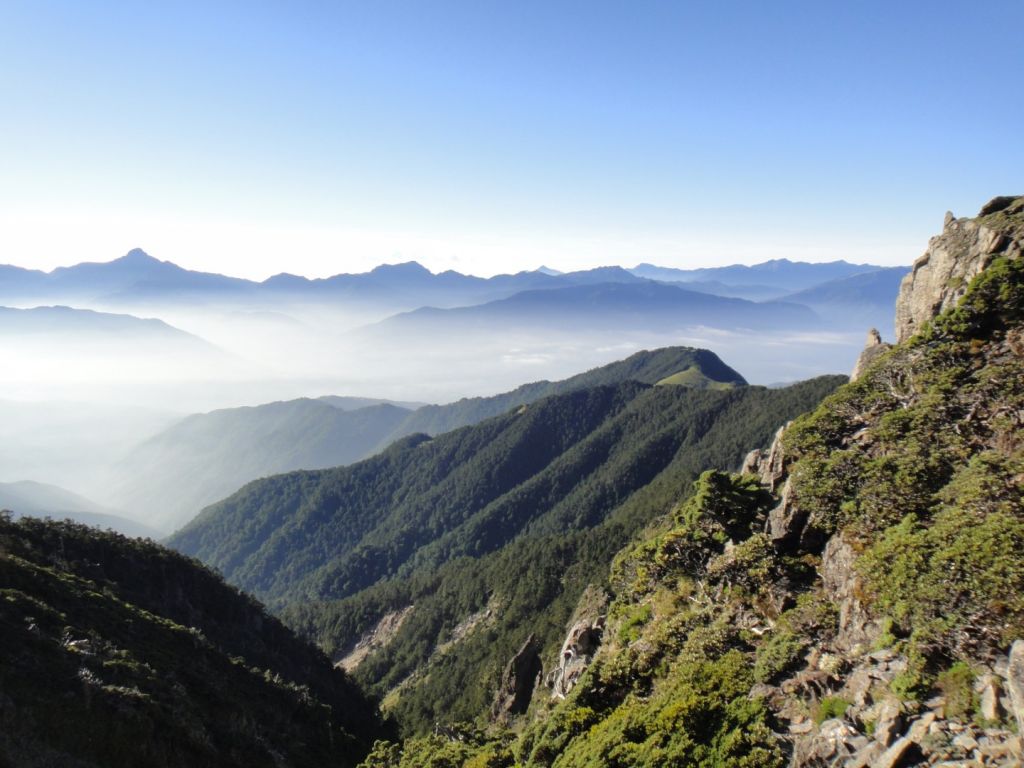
(849, 328), (890, 381)
(784, 651), (1024, 768)
(760, 423), (791, 492)
(491, 635), (543, 723)
(820, 533), (879, 653)
(743, 422), (809, 554)
(894, 196), (1024, 343)
(335, 605), (415, 672)
(1009, 640), (1024, 737)
(547, 617), (605, 699)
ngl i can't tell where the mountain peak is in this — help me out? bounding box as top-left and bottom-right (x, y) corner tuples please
(119, 248), (160, 264)
(369, 261), (432, 277)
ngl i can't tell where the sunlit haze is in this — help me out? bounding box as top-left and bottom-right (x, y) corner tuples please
(2, 1), (1021, 278)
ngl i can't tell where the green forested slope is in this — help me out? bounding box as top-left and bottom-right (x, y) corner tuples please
(108, 399), (414, 532)
(357, 198), (1024, 768)
(113, 346), (740, 534)
(0, 516), (384, 768)
(383, 347), (745, 440)
(170, 374), (843, 733)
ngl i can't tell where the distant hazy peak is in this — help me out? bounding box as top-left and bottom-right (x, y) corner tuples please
(120, 247), (159, 262)
(369, 261), (432, 276)
(632, 258), (872, 272)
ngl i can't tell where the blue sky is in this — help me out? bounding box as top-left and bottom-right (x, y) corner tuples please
(0, 1), (1021, 278)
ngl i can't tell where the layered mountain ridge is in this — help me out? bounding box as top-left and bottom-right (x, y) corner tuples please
(110, 347), (745, 532)
(351, 196), (1024, 766)
(170, 369), (843, 730)
(5, 199), (1020, 767)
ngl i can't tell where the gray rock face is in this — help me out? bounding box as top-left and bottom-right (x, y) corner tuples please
(490, 634), (543, 723)
(766, 478), (804, 553)
(547, 618), (604, 699)
(821, 533), (879, 653)
(873, 698), (903, 747)
(740, 447), (762, 476)
(850, 328), (891, 381)
(894, 196), (1024, 343)
(759, 423), (790, 492)
(1009, 639), (1024, 736)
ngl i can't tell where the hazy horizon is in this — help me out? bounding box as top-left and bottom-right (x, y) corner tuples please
(0, 243), (905, 283)
(3, 3), (1021, 279)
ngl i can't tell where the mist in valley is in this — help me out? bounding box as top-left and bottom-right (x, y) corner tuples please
(0, 254), (886, 535)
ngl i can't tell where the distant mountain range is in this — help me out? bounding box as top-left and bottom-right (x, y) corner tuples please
(106, 399), (417, 532)
(629, 258), (884, 291)
(0, 249), (900, 321)
(0, 305), (233, 383)
(107, 348), (746, 533)
(0, 249), (647, 310)
(363, 281), (819, 337)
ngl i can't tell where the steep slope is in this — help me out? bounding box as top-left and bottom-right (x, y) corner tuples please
(169, 373), (844, 732)
(364, 197), (1024, 767)
(113, 347), (740, 533)
(0, 515), (384, 767)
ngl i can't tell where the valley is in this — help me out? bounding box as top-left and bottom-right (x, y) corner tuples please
(4, 197), (1021, 767)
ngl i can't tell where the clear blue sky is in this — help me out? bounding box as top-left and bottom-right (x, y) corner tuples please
(1, 0), (1021, 278)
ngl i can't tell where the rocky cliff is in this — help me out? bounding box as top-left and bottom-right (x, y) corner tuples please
(732, 195), (1024, 766)
(894, 195), (1023, 343)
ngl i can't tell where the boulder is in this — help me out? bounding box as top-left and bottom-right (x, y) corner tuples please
(791, 718), (861, 765)
(846, 741), (885, 768)
(873, 698), (903, 748)
(740, 448), (762, 476)
(872, 713), (934, 768)
(977, 674), (1003, 723)
(850, 328), (891, 381)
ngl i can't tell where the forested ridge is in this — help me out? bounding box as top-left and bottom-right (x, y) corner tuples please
(114, 346), (744, 532)
(171, 372), (844, 732)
